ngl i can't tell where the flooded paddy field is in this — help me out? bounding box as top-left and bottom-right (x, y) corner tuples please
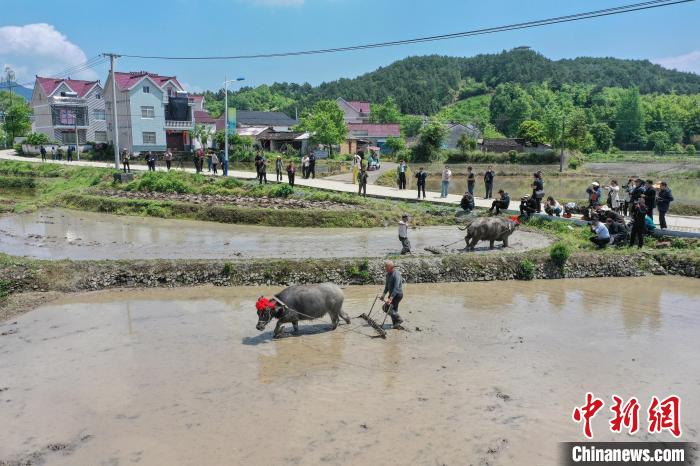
(1, 277), (698, 465)
(0, 208), (550, 260)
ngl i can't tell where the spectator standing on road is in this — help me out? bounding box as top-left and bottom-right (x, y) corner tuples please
(40, 145), (46, 162)
(352, 152), (362, 184)
(164, 149), (173, 171)
(656, 181), (674, 230)
(66, 145), (73, 162)
(441, 165), (452, 198)
(257, 154), (267, 184)
(286, 161), (296, 186)
(50, 146), (56, 161)
(301, 154), (310, 179)
(466, 166), (475, 195)
(121, 149), (131, 173)
(397, 160), (407, 190)
(589, 219), (610, 249)
(148, 151), (157, 171)
(210, 151), (219, 175)
(308, 152), (316, 179)
(484, 165), (495, 199)
(398, 214), (411, 255)
(489, 190), (510, 215)
(623, 178), (634, 216)
(415, 167), (427, 199)
(532, 171), (544, 213)
(605, 179), (621, 213)
(358, 167), (368, 197)
(644, 179), (657, 222)
(221, 148), (229, 176)
(630, 198), (648, 248)
(275, 156), (283, 182)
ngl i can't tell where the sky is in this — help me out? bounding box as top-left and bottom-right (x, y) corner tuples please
(1, 0), (699, 93)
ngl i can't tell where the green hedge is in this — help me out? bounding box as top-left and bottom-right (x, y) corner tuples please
(444, 150), (559, 164)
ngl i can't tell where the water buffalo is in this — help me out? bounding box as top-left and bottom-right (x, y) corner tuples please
(463, 216), (519, 250)
(255, 283), (350, 338)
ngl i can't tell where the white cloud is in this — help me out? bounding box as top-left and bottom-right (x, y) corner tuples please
(181, 82), (204, 93)
(0, 23), (98, 83)
(652, 50), (700, 75)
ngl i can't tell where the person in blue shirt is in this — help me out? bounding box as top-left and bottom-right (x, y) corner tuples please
(656, 181), (674, 229)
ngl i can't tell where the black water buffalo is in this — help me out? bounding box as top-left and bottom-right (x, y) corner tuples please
(255, 283), (350, 338)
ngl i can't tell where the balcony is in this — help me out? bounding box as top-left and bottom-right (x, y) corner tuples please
(51, 105), (88, 127)
(49, 96), (86, 106)
(165, 119), (194, 130)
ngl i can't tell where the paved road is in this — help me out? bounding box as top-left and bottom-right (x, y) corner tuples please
(3, 150), (699, 232)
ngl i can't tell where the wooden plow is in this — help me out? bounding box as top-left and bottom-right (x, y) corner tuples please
(357, 295), (388, 339)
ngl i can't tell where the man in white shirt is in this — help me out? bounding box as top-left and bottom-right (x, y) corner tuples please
(352, 152), (362, 184)
(441, 165), (452, 198)
(589, 218), (610, 249)
(398, 214), (411, 254)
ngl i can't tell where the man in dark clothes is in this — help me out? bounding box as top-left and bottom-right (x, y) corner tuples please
(519, 196), (538, 219)
(466, 166), (475, 195)
(489, 189), (510, 215)
(358, 167), (368, 197)
(644, 179), (656, 222)
(415, 167), (427, 199)
(656, 181), (674, 230)
(484, 165), (495, 199)
(380, 260), (404, 330)
(629, 198), (648, 248)
(606, 218), (629, 246)
(308, 153), (316, 179)
(460, 192), (475, 212)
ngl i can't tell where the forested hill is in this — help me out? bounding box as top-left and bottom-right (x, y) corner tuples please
(208, 49), (700, 117)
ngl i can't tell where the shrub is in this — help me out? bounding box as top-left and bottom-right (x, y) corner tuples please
(144, 204), (169, 218)
(517, 259), (535, 280)
(128, 171), (191, 194)
(687, 145), (697, 156)
(670, 238), (689, 249)
(550, 243), (571, 268)
(271, 184), (294, 198)
(25, 132), (51, 145)
(222, 263), (234, 276)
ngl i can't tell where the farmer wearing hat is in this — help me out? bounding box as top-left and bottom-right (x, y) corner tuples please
(586, 181), (603, 208)
(398, 214), (411, 255)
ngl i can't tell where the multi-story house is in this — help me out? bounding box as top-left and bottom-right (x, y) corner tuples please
(31, 76), (107, 144)
(336, 98), (371, 124)
(104, 71), (194, 153)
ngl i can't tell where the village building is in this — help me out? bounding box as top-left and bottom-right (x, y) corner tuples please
(31, 76), (107, 145)
(104, 71), (194, 153)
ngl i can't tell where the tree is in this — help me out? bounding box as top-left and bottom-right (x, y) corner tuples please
(399, 114), (424, 137)
(384, 136), (405, 154)
(517, 120), (546, 145)
(456, 133), (470, 155)
(590, 122), (614, 152)
(193, 124), (211, 149)
(3, 101), (32, 142)
(370, 96), (401, 124)
(297, 100), (347, 157)
(489, 83), (532, 137)
(412, 120), (446, 162)
(614, 88), (646, 150)
(648, 131), (670, 155)
(564, 108), (589, 151)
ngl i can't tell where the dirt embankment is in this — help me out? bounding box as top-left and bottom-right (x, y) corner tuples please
(2, 250), (699, 320)
(96, 189), (361, 210)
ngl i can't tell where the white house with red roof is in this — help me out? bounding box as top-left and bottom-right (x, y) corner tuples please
(336, 98), (371, 124)
(104, 71), (195, 153)
(31, 76), (107, 145)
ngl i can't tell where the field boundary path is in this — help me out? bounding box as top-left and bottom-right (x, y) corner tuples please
(2, 149), (699, 232)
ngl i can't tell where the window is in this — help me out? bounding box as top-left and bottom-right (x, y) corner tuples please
(59, 109), (76, 125)
(167, 88), (172, 96)
(141, 106), (155, 118)
(143, 86), (150, 93)
(142, 132), (156, 145)
(93, 109), (106, 121)
(94, 131), (107, 143)
(96, 93), (102, 99)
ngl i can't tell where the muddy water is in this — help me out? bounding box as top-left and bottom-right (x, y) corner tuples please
(1, 277), (698, 465)
(0, 208), (549, 260)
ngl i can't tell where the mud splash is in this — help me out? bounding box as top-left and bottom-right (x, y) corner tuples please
(1, 277), (698, 465)
(0, 208), (550, 260)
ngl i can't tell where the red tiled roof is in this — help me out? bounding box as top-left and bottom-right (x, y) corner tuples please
(194, 110), (216, 124)
(113, 71), (183, 91)
(348, 101), (370, 113)
(36, 76), (100, 97)
(348, 123), (400, 138)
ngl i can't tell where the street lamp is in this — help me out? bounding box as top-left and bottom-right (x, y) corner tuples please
(223, 77), (245, 171)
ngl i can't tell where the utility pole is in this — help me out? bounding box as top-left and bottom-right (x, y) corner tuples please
(104, 53), (121, 169)
(223, 76), (245, 171)
(559, 114), (566, 173)
(74, 114), (81, 160)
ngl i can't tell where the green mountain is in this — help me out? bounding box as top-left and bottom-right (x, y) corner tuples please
(206, 49), (700, 117)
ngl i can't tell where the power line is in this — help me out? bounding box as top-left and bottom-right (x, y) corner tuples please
(112, 0), (693, 60)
